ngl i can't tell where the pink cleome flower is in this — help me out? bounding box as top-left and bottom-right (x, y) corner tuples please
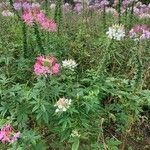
(22, 2), (31, 10)
(13, 0), (40, 10)
(22, 7), (57, 32)
(0, 124), (20, 144)
(13, 2), (22, 10)
(34, 55), (60, 76)
(22, 9), (34, 26)
(129, 25), (150, 41)
(22, 3), (57, 32)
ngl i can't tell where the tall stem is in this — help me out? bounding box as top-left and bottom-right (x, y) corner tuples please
(103, 6), (106, 32)
(34, 24), (45, 54)
(129, 1), (135, 28)
(125, 6), (128, 27)
(133, 42), (143, 91)
(118, 0), (122, 24)
(96, 40), (112, 76)
(54, 0), (63, 35)
(22, 22), (28, 58)
(45, 0), (48, 15)
(9, 0), (28, 58)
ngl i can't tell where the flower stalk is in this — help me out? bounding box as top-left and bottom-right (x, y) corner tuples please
(34, 23), (45, 54)
(54, 0), (63, 35)
(96, 40), (112, 76)
(129, 0), (135, 28)
(103, 6), (106, 32)
(9, 0), (28, 58)
(133, 42), (143, 91)
(118, 0), (122, 24)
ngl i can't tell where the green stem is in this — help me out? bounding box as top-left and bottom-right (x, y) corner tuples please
(34, 24), (45, 54)
(45, 0), (48, 15)
(54, 0), (63, 35)
(22, 23), (28, 58)
(103, 6), (106, 32)
(125, 7), (128, 27)
(133, 42), (143, 91)
(9, 0), (21, 20)
(118, 0), (122, 24)
(129, 1), (135, 28)
(9, 0), (28, 58)
(96, 40), (112, 76)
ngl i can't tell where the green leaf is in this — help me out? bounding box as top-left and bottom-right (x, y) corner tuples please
(43, 112), (49, 124)
(41, 105), (46, 112)
(32, 105), (39, 112)
(71, 138), (80, 150)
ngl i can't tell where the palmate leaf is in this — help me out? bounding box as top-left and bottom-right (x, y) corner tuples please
(141, 90), (150, 105)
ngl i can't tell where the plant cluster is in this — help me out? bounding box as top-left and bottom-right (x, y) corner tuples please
(0, 0), (150, 149)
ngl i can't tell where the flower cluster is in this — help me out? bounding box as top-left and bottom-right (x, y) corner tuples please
(13, 2), (22, 10)
(54, 97), (72, 113)
(74, 2), (83, 14)
(13, 1), (39, 11)
(105, 7), (118, 17)
(98, 0), (109, 8)
(1, 10), (14, 17)
(22, 2), (56, 32)
(63, 3), (71, 13)
(129, 25), (150, 41)
(50, 3), (56, 10)
(34, 55), (60, 76)
(0, 124), (20, 143)
(134, 2), (150, 19)
(122, 0), (130, 9)
(62, 59), (77, 71)
(106, 24), (125, 41)
(71, 130), (81, 138)
(88, 0), (109, 10)
(122, 0), (135, 9)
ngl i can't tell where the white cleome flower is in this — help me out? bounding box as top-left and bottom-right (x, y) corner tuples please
(71, 130), (81, 138)
(54, 97), (72, 113)
(106, 24), (125, 41)
(2, 10), (14, 17)
(62, 59), (77, 71)
(50, 3), (56, 10)
(31, 3), (40, 8)
(105, 7), (118, 15)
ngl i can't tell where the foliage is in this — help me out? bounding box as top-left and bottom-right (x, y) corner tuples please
(0, 0), (149, 149)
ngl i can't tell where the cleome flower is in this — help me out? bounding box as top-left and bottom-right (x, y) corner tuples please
(0, 124), (20, 144)
(34, 55), (60, 76)
(98, 0), (109, 8)
(129, 25), (150, 41)
(134, 2), (150, 20)
(1, 10), (14, 17)
(50, 3), (56, 10)
(62, 59), (77, 71)
(13, 2), (22, 10)
(71, 130), (81, 138)
(22, 3), (57, 32)
(54, 97), (72, 113)
(106, 24), (125, 41)
(13, 1), (40, 11)
(74, 2), (83, 14)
